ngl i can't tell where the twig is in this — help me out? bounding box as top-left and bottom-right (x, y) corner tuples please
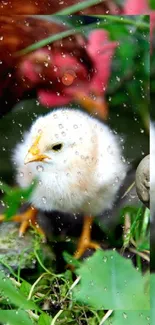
(51, 310), (63, 325)
(34, 249), (53, 275)
(121, 181), (135, 199)
(27, 310), (39, 321)
(99, 310), (113, 325)
(123, 213), (131, 243)
(67, 276), (81, 294)
(28, 272), (47, 300)
(129, 247), (150, 262)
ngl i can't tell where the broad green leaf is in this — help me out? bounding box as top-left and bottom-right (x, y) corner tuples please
(0, 310), (34, 325)
(74, 250), (150, 310)
(0, 270), (38, 310)
(38, 313), (52, 325)
(105, 310), (150, 325)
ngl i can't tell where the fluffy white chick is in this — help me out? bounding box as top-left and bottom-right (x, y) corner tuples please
(13, 108), (127, 257)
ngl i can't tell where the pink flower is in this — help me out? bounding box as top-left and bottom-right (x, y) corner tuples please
(19, 30), (117, 118)
(123, 0), (149, 15)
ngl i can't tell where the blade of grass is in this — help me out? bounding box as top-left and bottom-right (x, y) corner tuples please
(93, 15), (149, 30)
(55, 0), (105, 15)
(16, 16), (149, 57)
(15, 23), (97, 56)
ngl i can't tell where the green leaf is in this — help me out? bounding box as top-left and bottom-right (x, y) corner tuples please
(0, 181), (11, 194)
(151, 274), (155, 323)
(38, 313), (52, 325)
(0, 310), (34, 325)
(150, 0), (155, 9)
(105, 310), (150, 325)
(73, 250), (150, 310)
(137, 238), (150, 251)
(116, 41), (135, 74)
(20, 280), (32, 296)
(63, 251), (81, 268)
(0, 270), (38, 310)
(3, 181), (37, 219)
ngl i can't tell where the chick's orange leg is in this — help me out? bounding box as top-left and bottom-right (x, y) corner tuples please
(0, 207), (45, 238)
(74, 215), (100, 259)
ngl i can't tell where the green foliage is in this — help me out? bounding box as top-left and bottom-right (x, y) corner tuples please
(121, 206), (150, 250)
(150, 0), (155, 9)
(0, 245), (150, 324)
(73, 250), (149, 310)
(0, 270), (38, 310)
(105, 310), (150, 325)
(0, 310), (34, 325)
(0, 180), (36, 219)
(38, 313), (52, 325)
(151, 274), (155, 323)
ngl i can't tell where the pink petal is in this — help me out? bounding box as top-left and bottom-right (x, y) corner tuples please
(38, 89), (71, 107)
(90, 48), (117, 94)
(19, 60), (40, 83)
(87, 30), (118, 94)
(123, 0), (149, 14)
(87, 30), (109, 59)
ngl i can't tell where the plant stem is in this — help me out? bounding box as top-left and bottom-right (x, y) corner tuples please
(51, 310), (63, 325)
(99, 310), (113, 325)
(55, 0), (105, 15)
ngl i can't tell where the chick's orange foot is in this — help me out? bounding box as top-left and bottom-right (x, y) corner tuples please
(74, 215), (100, 259)
(0, 207), (46, 239)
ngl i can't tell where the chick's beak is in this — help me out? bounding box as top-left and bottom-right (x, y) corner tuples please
(24, 132), (51, 164)
(24, 152), (51, 164)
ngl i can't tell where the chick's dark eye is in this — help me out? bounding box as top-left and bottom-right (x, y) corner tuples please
(52, 143), (63, 151)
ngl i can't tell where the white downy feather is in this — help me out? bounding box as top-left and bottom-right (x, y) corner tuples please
(12, 108), (127, 216)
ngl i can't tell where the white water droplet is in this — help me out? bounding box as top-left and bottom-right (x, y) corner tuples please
(123, 313), (127, 319)
(36, 165), (44, 172)
(42, 197), (46, 204)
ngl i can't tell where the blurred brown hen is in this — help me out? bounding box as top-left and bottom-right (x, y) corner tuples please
(0, 0), (121, 15)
